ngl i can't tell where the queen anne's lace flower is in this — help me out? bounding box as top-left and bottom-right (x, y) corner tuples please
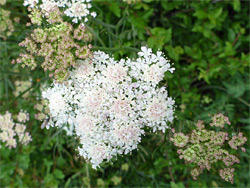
(25, 0), (96, 24)
(24, 0), (39, 8)
(42, 47), (175, 168)
(0, 111), (32, 149)
(170, 114), (247, 184)
(17, 110), (30, 123)
(74, 59), (94, 80)
(103, 63), (128, 85)
(40, 0), (58, 15)
(64, 1), (93, 23)
(144, 64), (164, 84)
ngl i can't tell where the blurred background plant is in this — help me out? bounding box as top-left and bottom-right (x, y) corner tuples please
(0, 0), (249, 187)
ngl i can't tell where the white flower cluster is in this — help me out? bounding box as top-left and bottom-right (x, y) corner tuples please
(24, 0), (96, 24)
(42, 47), (175, 168)
(0, 111), (32, 149)
(24, 0), (39, 8)
(63, 0), (96, 23)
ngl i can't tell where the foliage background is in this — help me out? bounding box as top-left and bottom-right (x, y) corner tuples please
(0, 0), (249, 187)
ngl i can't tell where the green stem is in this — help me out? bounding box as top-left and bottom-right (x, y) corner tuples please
(0, 71), (31, 76)
(85, 164), (91, 188)
(91, 19), (116, 29)
(0, 77), (49, 111)
(86, 26), (106, 47)
(92, 46), (140, 52)
(200, 85), (250, 107)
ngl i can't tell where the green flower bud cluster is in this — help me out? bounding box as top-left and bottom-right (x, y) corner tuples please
(0, 0), (21, 40)
(123, 0), (141, 4)
(219, 168), (235, 184)
(34, 100), (50, 126)
(210, 113), (231, 128)
(28, 7), (43, 25)
(0, 0), (6, 6)
(12, 7), (93, 82)
(0, 7), (14, 40)
(170, 114), (247, 184)
(13, 79), (32, 99)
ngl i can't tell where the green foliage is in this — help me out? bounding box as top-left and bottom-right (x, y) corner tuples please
(148, 27), (172, 50)
(0, 0), (249, 187)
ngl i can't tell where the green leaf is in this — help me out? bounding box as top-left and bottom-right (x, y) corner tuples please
(83, 177), (90, 186)
(193, 10), (207, 19)
(57, 157), (66, 168)
(109, 3), (121, 18)
(134, 2), (150, 10)
(141, 9), (154, 20)
(44, 174), (58, 187)
(213, 8), (223, 19)
(165, 45), (179, 62)
(0, 147), (12, 159)
(0, 163), (15, 179)
(161, 1), (175, 11)
(143, 0), (154, 3)
(43, 159), (53, 175)
(97, 178), (105, 187)
(219, 42), (236, 58)
(0, 81), (4, 100)
(151, 27), (172, 43)
(53, 169), (65, 179)
(154, 158), (168, 175)
(18, 154), (30, 170)
(128, 16), (145, 29)
(223, 78), (245, 98)
(228, 28), (236, 42)
(111, 176), (122, 185)
(239, 118), (250, 124)
(233, 0), (241, 12)
(171, 182), (185, 188)
(121, 163), (129, 171)
(175, 46), (184, 54)
(184, 45), (202, 59)
(148, 27), (172, 50)
(142, 3), (150, 10)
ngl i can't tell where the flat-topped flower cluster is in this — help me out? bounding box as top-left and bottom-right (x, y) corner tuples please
(0, 111), (32, 149)
(170, 113), (247, 184)
(12, 7), (92, 82)
(14, 79), (33, 99)
(24, 0), (96, 24)
(42, 47), (175, 168)
(0, 0), (17, 40)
